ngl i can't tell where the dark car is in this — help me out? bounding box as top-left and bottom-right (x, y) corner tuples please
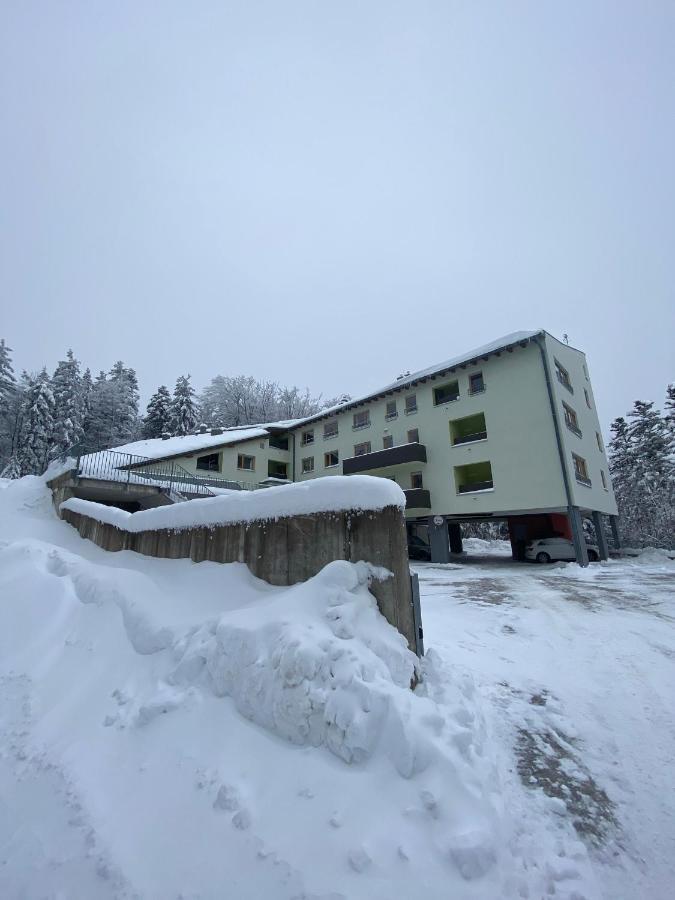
(407, 534), (432, 561)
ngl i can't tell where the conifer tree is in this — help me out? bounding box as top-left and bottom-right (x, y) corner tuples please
(0, 338), (16, 417)
(171, 375), (198, 435)
(143, 385), (172, 439)
(17, 370), (55, 475)
(51, 349), (84, 458)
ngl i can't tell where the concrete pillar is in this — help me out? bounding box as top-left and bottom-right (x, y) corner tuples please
(427, 517), (450, 563)
(609, 515), (621, 550)
(592, 511), (609, 561)
(448, 521), (463, 554)
(568, 506), (589, 567)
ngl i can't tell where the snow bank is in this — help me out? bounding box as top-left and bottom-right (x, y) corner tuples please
(60, 474), (406, 532)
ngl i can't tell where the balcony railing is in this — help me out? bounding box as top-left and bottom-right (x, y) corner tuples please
(468, 385), (486, 395)
(457, 480), (494, 494)
(342, 441), (427, 475)
(453, 431), (487, 446)
(565, 421), (582, 438)
(404, 488), (431, 509)
(575, 473), (592, 487)
(76, 449), (259, 497)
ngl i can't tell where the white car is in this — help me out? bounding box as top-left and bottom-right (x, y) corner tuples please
(525, 537), (600, 563)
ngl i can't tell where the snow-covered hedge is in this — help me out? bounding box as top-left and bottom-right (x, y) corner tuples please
(60, 474), (406, 532)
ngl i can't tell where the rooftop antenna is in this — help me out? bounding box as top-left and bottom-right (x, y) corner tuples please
(563, 333), (569, 345)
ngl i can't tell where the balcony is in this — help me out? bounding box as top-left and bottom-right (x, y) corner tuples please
(404, 488), (431, 509)
(565, 421), (582, 438)
(575, 472), (592, 487)
(342, 441), (427, 475)
(454, 460), (494, 495)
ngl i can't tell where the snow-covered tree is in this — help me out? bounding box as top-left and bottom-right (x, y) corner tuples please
(82, 363), (140, 452)
(0, 453), (21, 479)
(199, 375), (346, 428)
(0, 339), (18, 469)
(0, 338), (16, 417)
(609, 400), (674, 548)
(665, 384), (675, 444)
(143, 385), (172, 438)
(171, 375), (198, 435)
(50, 349), (84, 458)
(17, 370), (55, 475)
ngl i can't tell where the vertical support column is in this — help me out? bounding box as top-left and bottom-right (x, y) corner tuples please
(410, 572), (424, 656)
(568, 505), (589, 567)
(427, 516), (450, 563)
(448, 521), (463, 554)
(609, 515), (621, 550)
(592, 511), (609, 560)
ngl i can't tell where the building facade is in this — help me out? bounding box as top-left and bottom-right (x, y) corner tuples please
(115, 330), (618, 566)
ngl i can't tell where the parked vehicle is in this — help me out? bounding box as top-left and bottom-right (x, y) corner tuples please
(407, 534), (432, 561)
(525, 537), (599, 564)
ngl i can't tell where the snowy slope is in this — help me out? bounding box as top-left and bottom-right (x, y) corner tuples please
(0, 476), (510, 900)
(2, 475), (673, 899)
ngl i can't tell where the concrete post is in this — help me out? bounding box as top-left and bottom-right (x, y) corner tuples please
(448, 521), (463, 554)
(609, 515), (621, 550)
(427, 517), (450, 563)
(568, 505), (589, 567)
(592, 511), (609, 560)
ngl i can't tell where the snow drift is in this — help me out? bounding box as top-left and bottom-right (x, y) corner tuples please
(0, 475), (506, 899)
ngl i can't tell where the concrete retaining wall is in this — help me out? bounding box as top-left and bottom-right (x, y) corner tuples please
(58, 502), (418, 652)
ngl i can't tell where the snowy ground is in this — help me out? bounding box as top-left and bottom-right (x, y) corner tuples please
(1, 476), (674, 899)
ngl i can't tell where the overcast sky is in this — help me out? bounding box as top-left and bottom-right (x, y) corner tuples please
(1, 1), (673, 435)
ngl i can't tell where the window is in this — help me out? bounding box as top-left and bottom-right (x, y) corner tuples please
(385, 400), (398, 420)
(410, 472), (423, 490)
(450, 412), (487, 445)
(407, 428), (419, 443)
(405, 394), (417, 414)
(324, 450), (339, 468)
(269, 435), (289, 451)
(196, 452), (220, 471)
(601, 469), (608, 490)
(468, 372), (485, 394)
(572, 453), (591, 485)
(584, 388), (592, 409)
(596, 432), (604, 452)
(268, 460), (288, 479)
(382, 435), (394, 449)
(454, 461), (494, 494)
(433, 380), (460, 406)
(562, 403), (581, 436)
(583, 363), (589, 380)
(354, 441), (371, 457)
(323, 421), (338, 439)
(353, 410), (370, 430)
(301, 457), (314, 474)
(554, 359), (573, 392)
(237, 454), (255, 471)
(301, 429), (314, 446)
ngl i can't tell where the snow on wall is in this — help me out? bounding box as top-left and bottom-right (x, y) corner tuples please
(60, 474), (406, 532)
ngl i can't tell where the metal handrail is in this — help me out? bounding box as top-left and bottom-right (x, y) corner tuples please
(75, 449), (263, 498)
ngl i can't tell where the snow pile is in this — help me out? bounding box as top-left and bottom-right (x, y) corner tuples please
(461, 538), (512, 556)
(0, 475), (511, 899)
(633, 547), (675, 565)
(61, 474), (406, 531)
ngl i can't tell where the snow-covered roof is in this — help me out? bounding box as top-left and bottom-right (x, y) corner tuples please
(102, 426), (272, 463)
(290, 330), (543, 426)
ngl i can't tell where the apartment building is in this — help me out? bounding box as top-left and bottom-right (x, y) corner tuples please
(110, 330), (618, 566)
